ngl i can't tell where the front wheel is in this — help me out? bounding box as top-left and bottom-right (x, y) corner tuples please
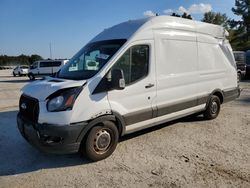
(203, 95), (221, 120)
(83, 121), (119, 161)
(28, 73), (35, 80)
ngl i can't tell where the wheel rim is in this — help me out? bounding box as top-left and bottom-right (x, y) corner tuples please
(93, 129), (111, 154)
(211, 101), (218, 114)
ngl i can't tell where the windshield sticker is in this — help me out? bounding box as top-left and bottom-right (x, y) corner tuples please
(69, 66), (78, 72)
(96, 54), (110, 60)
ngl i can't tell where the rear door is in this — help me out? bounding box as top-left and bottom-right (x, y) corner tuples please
(108, 40), (156, 126)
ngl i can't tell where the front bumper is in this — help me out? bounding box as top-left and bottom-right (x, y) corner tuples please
(17, 113), (88, 154)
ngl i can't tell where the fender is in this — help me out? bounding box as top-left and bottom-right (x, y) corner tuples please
(112, 111), (127, 136)
(205, 89), (224, 109)
(77, 115), (125, 142)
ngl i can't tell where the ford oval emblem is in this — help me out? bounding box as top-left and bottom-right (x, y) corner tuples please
(21, 103), (27, 110)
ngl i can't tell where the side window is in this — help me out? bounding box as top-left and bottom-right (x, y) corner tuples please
(40, 62), (45, 67)
(53, 61), (62, 67)
(40, 61), (50, 67)
(112, 45), (149, 85)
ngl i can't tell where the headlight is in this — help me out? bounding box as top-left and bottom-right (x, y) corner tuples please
(47, 87), (83, 112)
(47, 96), (64, 111)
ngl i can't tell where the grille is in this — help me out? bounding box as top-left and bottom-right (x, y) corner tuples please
(19, 95), (39, 123)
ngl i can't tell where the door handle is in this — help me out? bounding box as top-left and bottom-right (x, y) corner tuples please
(145, 83), (154, 89)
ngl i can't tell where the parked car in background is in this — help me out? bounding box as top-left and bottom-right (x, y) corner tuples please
(246, 50), (250, 78)
(13, 65), (29, 77)
(28, 59), (69, 80)
(233, 51), (246, 81)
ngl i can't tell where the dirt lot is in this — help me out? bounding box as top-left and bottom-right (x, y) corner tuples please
(0, 69), (249, 188)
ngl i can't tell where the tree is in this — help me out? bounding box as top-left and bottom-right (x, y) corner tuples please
(182, 12), (192, 20)
(232, 0), (250, 40)
(230, 0), (250, 50)
(0, 54), (43, 66)
(171, 13), (180, 17)
(29, 54), (43, 64)
(171, 12), (192, 20)
(202, 11), (229, 28)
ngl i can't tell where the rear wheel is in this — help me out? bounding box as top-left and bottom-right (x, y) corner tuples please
(203, 95), (221, 120)
(83, 121), (119, 161)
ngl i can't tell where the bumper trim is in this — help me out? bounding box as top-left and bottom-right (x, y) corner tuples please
(17, 113), (88, 154)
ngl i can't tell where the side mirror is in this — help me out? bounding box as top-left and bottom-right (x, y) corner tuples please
(111, 69), (125, 90)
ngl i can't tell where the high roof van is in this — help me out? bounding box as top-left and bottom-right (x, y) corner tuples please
(28, 59), (69, 80)
(17, 16), (240, 161)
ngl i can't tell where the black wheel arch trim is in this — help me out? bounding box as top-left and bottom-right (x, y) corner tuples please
(209, 89), (224, 105)
(76, 114), (126, 144)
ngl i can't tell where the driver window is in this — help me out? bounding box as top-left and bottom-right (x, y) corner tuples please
(111, 45), (149, 85)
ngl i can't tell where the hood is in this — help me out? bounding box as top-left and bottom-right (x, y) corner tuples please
(21, 77), (86, 101)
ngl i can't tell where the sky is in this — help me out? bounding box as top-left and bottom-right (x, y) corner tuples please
(0, 0), (239, 59)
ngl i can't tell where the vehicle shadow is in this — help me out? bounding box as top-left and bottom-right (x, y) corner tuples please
(236, 96), (250, 103)
(0, 79), (31, 83)
(0, 75), (14, 78)
(0, 110), (206, 176)
(241, 79), (250, 83)
(0, 110), (90, 176)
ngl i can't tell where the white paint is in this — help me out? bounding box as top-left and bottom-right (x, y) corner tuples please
(21, 16), (237, 133)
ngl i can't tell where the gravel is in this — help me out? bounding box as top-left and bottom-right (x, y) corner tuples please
(0, 70), (249, 188)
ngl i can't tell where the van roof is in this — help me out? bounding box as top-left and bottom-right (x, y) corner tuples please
(90, 15), (227, 43)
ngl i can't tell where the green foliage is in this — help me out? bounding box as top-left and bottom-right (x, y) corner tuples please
(0, 54), (43, 66)
(230, 0), (250, 50)
(231, 0), (250, 38)
(171, 12), (192, 20)
(202, 11), (229, 29)
(200, 1), (250, 51)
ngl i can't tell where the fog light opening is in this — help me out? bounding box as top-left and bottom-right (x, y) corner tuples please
(40, 134), (63, 144)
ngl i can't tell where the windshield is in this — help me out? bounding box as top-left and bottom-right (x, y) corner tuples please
(57, 39), (126, 80)
(20, 66), (28, 69)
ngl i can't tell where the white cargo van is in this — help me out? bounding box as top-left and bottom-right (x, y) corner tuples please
(17, 16), (240, 161)
(28, 59), (69, 80)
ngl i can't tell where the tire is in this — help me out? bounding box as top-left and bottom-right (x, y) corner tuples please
(83, 121), (119, 161)
(18, 72), (21, 76)
(28, 73), (35, 80)
(237, 72), (242, 82)
(13, 72), (16, 77)
(203, 95), (221, 120)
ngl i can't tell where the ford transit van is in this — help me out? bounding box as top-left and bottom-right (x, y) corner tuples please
(28, 59), (69, 80)
(17, 16), (240, 161)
